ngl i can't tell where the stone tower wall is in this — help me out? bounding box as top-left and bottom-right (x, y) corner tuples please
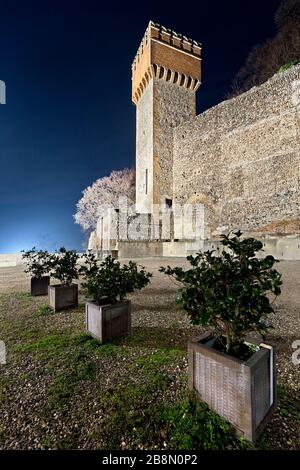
(153, 79), (195, 206)
(133, 21), (201, 212)
(136, 77), (196, 211)
(135, 80), (154, 212)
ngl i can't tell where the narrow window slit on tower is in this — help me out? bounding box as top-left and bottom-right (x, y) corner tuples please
(145, 169), (148, 195)
(166, 198), (172, 208)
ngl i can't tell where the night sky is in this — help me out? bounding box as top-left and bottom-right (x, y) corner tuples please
(0, 0), (281, 253)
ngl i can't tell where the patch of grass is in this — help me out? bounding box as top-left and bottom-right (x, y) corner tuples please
(14, 329), (131, 363)
(277, 384), (300, 421)
(96, 343), (125, 357)
(0, 427), (6, 444)
(55, 435), (78, 450)
(40, 435), (56, 450)
(136, 349), (184, 371)
(93, 344), (248, 450)
(72, 333), (127, 357)
(37, 304), (52, 316)
(0, 389), (6, 406)
(125, 327), (181, 350)
(256, 433), (270, 450)
(115, 348), (185, 397)
(0, 317), (40, 344)
(97, 382), (155, 449)
(160, 395), (253, 450)
(10, 292), (32, 300)
(0, 291), (33, 309)
(95, 347), (181, 448)
(149, 371), (172, 391)
(48, 354), (96, 408)
(0, 378), (9, 405)
(15, 333), (71, 355)
(40, 431), (80, 450)
(278, 61), (299, 73)
(97, 382), (252, 450)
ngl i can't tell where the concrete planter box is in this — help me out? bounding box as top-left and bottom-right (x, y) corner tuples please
(86, 300), (131, 343)
(188, 332), (276, 442)
(49, 284), (78, 312)
(31, 276), (50, 296)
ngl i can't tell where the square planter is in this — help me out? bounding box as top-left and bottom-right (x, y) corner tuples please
(86, 300), (131, 343)
(188, 332), (276, 442)
(49, 284), (78, 312)
(31, 276), (50, 296)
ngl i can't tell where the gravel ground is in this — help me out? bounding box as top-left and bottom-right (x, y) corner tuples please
(0, 258), (299, 450)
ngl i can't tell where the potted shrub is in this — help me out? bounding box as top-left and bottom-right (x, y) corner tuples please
(49, 247), (79, 312)
(21, 247), (52, 296)
(160, 231), (282, 442)
(81, 253), (152, 343)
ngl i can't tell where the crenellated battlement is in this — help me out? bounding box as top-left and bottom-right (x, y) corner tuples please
(132, 21), (201, 104)
(132, 21), (201, 72)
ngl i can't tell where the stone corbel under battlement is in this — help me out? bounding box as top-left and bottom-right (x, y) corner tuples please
(132, 64), (201, 104)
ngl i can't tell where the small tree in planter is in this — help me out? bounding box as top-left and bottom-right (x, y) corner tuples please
(49, 247), (79, 312)
(160, 231), (282, 442)
(21, 247), (52, 296)
(81, 253), (152, 343)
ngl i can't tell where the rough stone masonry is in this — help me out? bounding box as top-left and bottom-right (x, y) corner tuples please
(173, 64), (300, 241)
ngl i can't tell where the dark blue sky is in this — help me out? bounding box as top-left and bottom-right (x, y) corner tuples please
(0, 0), (281, 253)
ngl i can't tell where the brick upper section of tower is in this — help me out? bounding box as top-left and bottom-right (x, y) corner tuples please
(131, 21), (202, 104)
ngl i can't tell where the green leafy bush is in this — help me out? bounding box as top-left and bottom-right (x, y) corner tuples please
(80, 253), (152, 304)
(160, 231), (282, 358)
(21, 247), (51, 279)
(51, 247), (79, 286)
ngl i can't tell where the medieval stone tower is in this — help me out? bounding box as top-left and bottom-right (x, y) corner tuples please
(88, 20), (299, 259)
(132, 21), (202, 213)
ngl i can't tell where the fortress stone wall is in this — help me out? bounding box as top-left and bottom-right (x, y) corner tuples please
(173, 65), (300, 239)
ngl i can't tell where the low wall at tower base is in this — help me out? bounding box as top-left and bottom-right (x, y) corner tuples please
(254, 236), (300, 260)
(118, 241), (164, 258)
(116, 236), (300, 260)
